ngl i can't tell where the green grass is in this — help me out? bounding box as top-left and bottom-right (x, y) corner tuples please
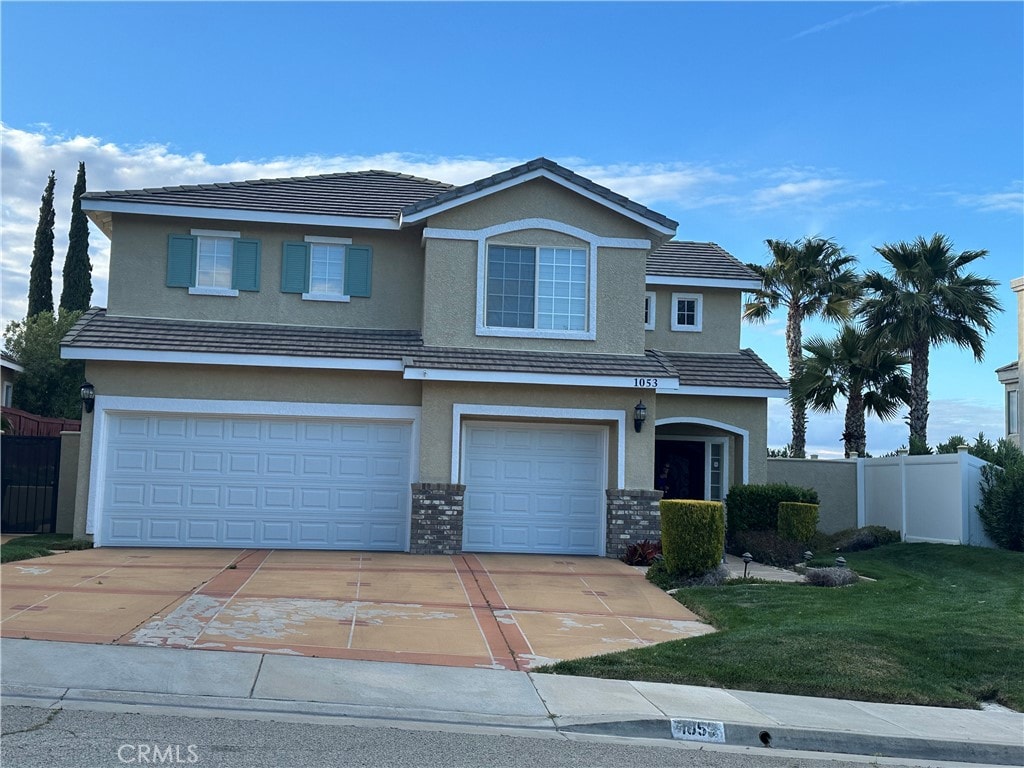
(0, 533), (92, 563)
(541, 544), (1024, 710)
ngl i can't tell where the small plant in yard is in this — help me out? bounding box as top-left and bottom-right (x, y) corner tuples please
(805, 566), (860, 587)
(620, 539), (661, 566)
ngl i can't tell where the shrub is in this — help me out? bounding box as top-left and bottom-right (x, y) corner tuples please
(646, 558), (728, 590)
(828, 526), (901, 552)
(977, 444), (1024, 551)
(777, 502), (819, 543)
(730, 529), (805, 567)
(660, 500), (725, 578)
(805, 567), (860, 587)
(620, 539), (662, 566)
(725, 483), (818, 537)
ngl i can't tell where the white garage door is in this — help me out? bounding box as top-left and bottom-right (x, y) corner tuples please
(462, 422), (606, 555)
(100, 412), (412, 549)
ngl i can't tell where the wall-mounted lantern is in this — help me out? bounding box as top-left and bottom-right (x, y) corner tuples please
(80, 381), (95, 414)
(633, 400), (647, 433)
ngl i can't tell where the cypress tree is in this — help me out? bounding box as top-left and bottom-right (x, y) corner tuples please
(60, 162), (92, 311)
(27, 170), (57, 317)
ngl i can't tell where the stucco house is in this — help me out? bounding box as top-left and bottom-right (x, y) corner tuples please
(61, 158), (786, 556)
(1, 352), (23, 410)
(995, 276), (1023, 447)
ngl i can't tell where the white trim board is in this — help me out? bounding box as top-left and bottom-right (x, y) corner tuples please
(85, 396), (422, 543)
(82, 199), (402, 231)
(425, 218), (651, 250)
(61, 346), (404, 372)
(450, 403), (627, 488)
(657, 385), (787, 398)
(646, 276), (762, 290)
(406, 367), (679, 390)
(655, 416), (750, 484)
(405, 169), (676, 236)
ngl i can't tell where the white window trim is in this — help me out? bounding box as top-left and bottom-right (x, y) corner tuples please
(464, 220), (603, 341)
(644, 291), (657, 331)
(655, 416), (749, 485)
(671, 292), (703, 332)
(85, 395), (422, 542)
(1008, 388), (1019, 435)
(302, 238), (351, 302)
(192, 231), (239, 296)
(189, 286), (239, 297)
(2, 381), (12, 408)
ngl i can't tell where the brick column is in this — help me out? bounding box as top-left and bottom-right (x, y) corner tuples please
(410, 483), (465, 555)
(606, 489), (663, 558)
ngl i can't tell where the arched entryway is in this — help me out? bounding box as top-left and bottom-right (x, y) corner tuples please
(654, 417), (748, 501)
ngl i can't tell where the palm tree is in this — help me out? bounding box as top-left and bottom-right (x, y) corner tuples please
(790, 325), (911, 457)
(744, 237), (860, 457)
(861, 234), (1001, 449)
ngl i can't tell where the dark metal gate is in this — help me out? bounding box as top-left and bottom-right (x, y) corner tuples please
(1, 436), (61, 534)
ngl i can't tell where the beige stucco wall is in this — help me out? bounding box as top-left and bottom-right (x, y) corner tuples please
(56, 431), (80, 535)
(767, 457), (858, 534)
(73, 411), (93, 540)
(418, 381), (653, 489)
(644, 286), (742, 353)
(422, 180), (652, 355)
(105, 213), (424, 329)
(653, 394), (769, 487)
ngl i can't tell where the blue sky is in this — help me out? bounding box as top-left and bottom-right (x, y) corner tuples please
(2, 1), (1021, 456)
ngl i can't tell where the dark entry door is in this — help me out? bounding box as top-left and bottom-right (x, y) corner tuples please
(655, 440), (705, 500)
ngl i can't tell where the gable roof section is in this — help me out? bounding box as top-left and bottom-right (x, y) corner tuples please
(647, 241), (761, 288)
(81, 171), (454, 232)
(400, 157), (678, 234)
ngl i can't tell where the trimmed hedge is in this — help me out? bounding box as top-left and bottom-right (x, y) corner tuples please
(778, 502), (819, 543)
(660, 499), (725, 577)
(729, 529), (805, 567)
(725, 483), (819, 537)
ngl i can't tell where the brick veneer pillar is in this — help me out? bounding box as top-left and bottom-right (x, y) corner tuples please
(605, 489), (663, 558)
(409, 483), (465, 555)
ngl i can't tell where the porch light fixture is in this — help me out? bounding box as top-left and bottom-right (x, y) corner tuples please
(80, 381), (95, 414)
(633, 400), (647, 433)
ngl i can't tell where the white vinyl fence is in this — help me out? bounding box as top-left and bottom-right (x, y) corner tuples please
(861, 450), (993, 547)
(769, 448), (995, 547)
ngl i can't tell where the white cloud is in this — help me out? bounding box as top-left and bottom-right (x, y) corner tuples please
(789, 3), (897, 41)
(954, 186), (1024, 215)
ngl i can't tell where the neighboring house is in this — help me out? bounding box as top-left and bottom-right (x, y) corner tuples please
(996, 276), (1023, 447)
(0, 352), (23, 410)
(62, 158), (786, 556)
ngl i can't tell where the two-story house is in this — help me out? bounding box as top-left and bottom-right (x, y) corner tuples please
(62, 158), (786, 557)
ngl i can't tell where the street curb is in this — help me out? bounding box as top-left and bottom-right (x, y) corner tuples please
(560, 718), (1024, 766)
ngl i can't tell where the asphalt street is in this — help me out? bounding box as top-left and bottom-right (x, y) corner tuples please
(1, 705), (942, 768)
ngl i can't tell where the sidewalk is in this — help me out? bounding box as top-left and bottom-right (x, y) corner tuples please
(2, 638), (1021, 765)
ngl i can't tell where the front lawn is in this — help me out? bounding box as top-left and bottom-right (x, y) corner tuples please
(541, 544), (1024, 710)
(0, 534), (92, 563)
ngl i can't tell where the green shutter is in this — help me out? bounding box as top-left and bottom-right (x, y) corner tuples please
(166, 235), (196, 287)
(345, 245), (373, 297)
(232, 239), (261, 291)
(281, 242), (309, 293)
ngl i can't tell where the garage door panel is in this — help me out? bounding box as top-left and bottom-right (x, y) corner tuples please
(462, 423), (606, 555)
(101, 413), (412, 550)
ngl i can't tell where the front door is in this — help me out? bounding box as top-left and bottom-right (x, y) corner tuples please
(655, 440), (705, 500)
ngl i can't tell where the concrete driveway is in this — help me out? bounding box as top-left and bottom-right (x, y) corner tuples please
(1, 548), (713, 670)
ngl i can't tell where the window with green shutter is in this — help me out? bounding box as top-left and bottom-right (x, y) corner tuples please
(167, 231), (260, 296)
(281, 240), (372, 301)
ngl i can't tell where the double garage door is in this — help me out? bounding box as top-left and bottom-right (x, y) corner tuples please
(100, 412), (413, 549)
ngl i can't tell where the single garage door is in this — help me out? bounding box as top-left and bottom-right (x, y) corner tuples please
(100, 412), (412, 549)
(462, 422), (606, 555)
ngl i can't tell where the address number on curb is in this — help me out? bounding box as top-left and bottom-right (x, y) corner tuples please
(670, 718), (726, 743)
(634, 378), (659, 388)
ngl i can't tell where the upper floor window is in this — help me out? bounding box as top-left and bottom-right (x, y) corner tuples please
(166, 230), (261, 296)
(671, 292), (703, 332)
(486, 245), (588, 332)
(281, 236), (373, 301)
(644, 291), (656, 330)
(1009, 389), (1019, 436)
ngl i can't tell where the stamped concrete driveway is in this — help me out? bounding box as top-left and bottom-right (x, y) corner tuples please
(1, 549), (713, 670)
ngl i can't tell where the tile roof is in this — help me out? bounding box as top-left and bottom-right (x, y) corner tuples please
(995, 361), (1019, 374)
(81, 171), (454, 220)
(401, 157), (678, 231)
(656, 349), (788, 390)
(647, 241), (759, 282)
(62, 311), (784, 389)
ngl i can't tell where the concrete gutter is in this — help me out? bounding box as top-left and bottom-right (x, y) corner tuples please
(3, 639), (1022, 765)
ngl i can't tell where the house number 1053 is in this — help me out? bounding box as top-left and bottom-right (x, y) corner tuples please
(634, 378), (659, 388)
